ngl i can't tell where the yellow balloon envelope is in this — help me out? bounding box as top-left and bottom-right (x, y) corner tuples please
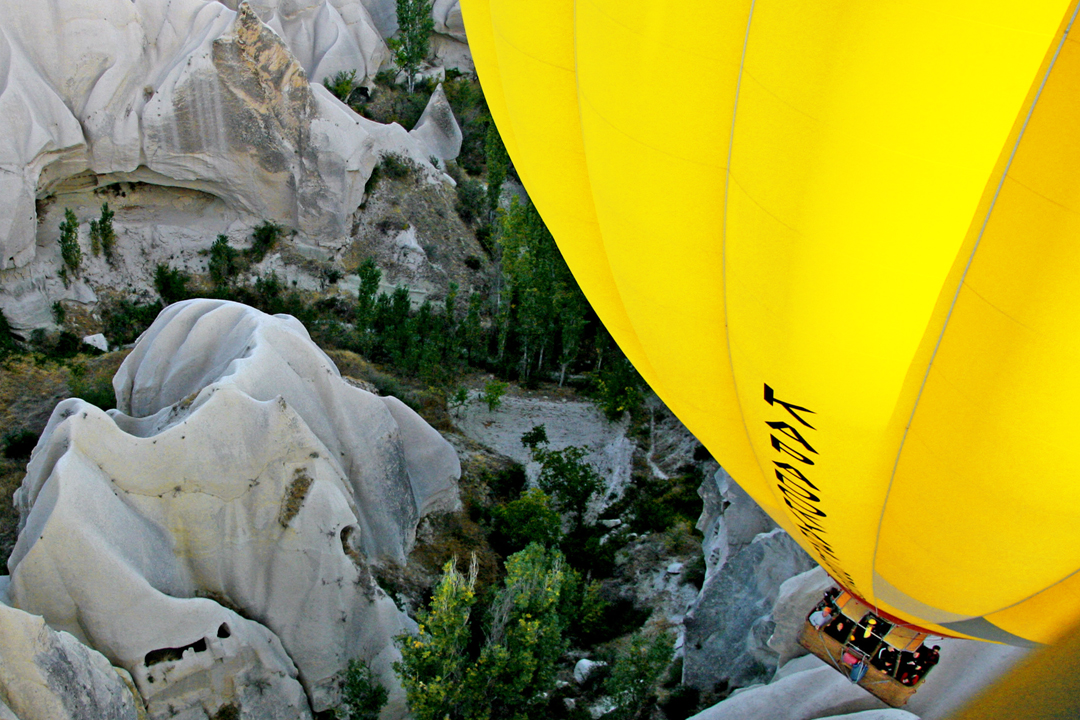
(460, 0), (1080, 646)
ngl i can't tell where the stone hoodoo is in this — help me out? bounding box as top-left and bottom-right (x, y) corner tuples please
(0, 0), (397, 270)
(6, 299), (461, 718)
(409, 83), (463, 162)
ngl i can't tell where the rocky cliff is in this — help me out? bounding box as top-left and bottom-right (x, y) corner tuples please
(3, 299), (460, 719)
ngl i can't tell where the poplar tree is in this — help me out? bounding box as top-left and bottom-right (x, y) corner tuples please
(389, 0), (434, 92)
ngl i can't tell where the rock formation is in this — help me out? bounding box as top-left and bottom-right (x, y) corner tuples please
(217, 0), (389, 82)
(0, 602), (141, 720)
(409, 84), (463, 162)
(682, 467), (815, 690)
(5, 299), (461, 718)
(0, 0), (430, 272)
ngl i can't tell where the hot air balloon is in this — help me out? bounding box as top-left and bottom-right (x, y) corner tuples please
(459, 0), (1080, 668)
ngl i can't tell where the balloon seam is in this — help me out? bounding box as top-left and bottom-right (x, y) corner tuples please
(870, 2), (1080, 612)
(721, 0), (762, 516)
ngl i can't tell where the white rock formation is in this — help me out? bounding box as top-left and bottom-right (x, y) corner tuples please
(682, 527), (816, 690)
(0, 0), (412, 272)
(217, 0), (390, 82)
(0, 603), (141, 720)
(409, 84), (464, 162)
(7, 299), (461, 718)
(680, 466), (809, 690)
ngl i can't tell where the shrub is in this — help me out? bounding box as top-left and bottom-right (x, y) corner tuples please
(89, 203), (116, 263)
(523, 424), (604, 531)
(100, 297), (162, 347)
(208, 234), (238, 287)
(0, 310), (22, 357)
(325, 69), (358, 102)
(2, 430), (39, 461)
(154, 264), (191, 305)
(338, 658), (388, 720)
(69, 361), (116, 410)
(455, 178), (485, 224)
(379, 153), (412, 180)
(247, 221), (283, 263)
(604, 630), (674, 720)
(491, 488), (562, 552)
(480, 379), (507, 412)
(58, 209), (81, 282)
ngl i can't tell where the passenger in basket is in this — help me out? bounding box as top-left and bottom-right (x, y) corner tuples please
(872, 644), (899, 676)
(824, 616), (852, 644)
(809, 606), (834, 628)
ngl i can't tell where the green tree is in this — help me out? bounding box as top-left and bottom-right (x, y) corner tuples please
(394, 546), (568, 720)
(154, 264), (191, 305)
(355, 258), (383, 352)
(337, 658), (388, 720)
(394, 556), (478, 720)
(480, 379), (508, 412)
(89, 203), (116, 263)
(465, 544), (568, 720)
(492, 488), (562, 551)
(389, 0), (434, 92)
(58, 209), (81, 284)
(325, 69), (358, 102)
(485, 124), (509, 222)
(522, 424), (603, 531)
(604, 629), (674, 720)
(208, 235), (238, 287)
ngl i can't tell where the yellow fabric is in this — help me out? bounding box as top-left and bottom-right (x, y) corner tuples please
(461, 0), (1080, 645)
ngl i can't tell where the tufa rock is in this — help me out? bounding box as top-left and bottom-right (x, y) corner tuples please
(682, 527), (816, 691)
(0, 603), (141, 720)
(409, 84), (464, 162)
(0, 0), (409, 271)
(8, 299), (460, 718)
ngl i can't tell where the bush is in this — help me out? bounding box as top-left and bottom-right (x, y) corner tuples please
(2, 430), (39, 461)
(89, 203), (116, 263)
(69, 361), (117, 410)
(0, 310), (22, 358)
(455, 178), (485, 224)
(480, 379), (507, 412)
(604, 630), (674, 720)
(325, 69), (358, 102)
(337, 658), (388, 720)
(247, 221), (283, 263)
(379, 153), (412, 180)
(491, 488), (562, 552)
(58, 209), (81, 283)
(154, 264), (191, 304)
(100, 297), (162, 347)
(523, 424), (603, 531)
(208, 234), (238, 287)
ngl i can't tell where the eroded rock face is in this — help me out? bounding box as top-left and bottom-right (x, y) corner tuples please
(682, 527), (816, 690)
(0, 603), (141, 720)
(216, 0), (389, 82)
(409, 83), (463, 162)
(0, 0), (390, 270)
(8, 299), (460, 718)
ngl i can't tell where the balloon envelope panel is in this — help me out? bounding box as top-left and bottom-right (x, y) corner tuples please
(460, 0), (1080, 646)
